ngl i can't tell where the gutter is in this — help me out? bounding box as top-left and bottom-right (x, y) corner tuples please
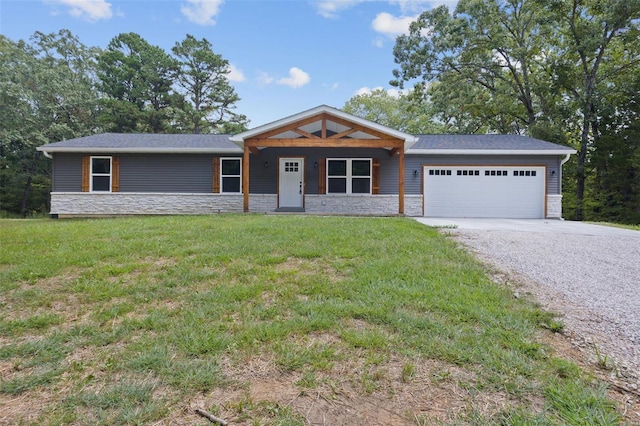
(406, 149), (578, 155)
(35, 147), (244, 154)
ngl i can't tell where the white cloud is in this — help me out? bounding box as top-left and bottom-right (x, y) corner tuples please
(371, 12), (417, 37)
(181, 0), (223, 26)
(256, 71), (275, 86)
(227, 64), (245, 82)
(323, 82), (340, 91)
(314, 0), (365, 18)
(277, 67), (310, 89)
(44, 0), (113, 21)
(390, 0), (458, 13)
(372, 37), (384, 48)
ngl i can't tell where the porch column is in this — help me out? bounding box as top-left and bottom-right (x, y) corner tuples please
(398, 147), (405, 215)
(243, 145), (250, 212)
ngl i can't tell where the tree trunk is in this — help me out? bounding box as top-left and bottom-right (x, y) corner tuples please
(19, 151), (41, 218)
(574, 110), (591, 221)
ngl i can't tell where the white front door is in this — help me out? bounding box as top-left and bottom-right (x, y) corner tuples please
(279, 158), (304, 208)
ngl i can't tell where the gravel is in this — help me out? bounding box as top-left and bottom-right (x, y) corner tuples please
(441, 226), (640, 384)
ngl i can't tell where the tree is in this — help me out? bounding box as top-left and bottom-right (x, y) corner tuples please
(586, 45), (640, 223)
(97, 33), (179, 133)
(392, 0), (552, 134)
(537, 0), (640, 220)
(172, 35), (248, 134)
(343, 89), (442, 133)
(0, 30), (99, 216)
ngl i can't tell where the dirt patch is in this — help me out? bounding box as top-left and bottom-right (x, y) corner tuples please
(165, 340), (525, 425)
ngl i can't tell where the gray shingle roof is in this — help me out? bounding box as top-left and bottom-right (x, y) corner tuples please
(411, 134), (572, 151)
(37, 133), (241, 153)
(37, 132), (574, 154)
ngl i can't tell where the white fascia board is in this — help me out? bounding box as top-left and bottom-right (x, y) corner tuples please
(230, 105), (418, 146)
(36, 147), (244, 154)
(406, 149), (577, 155)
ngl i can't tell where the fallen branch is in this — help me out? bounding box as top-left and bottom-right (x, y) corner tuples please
(195, 408), (228, 426)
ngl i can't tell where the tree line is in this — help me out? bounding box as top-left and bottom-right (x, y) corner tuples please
(2, 0), (639, 223)
(346, 0), (639, 224)
(0, 30), (247, 216)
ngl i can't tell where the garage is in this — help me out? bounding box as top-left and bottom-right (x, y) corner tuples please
(423, 166), (546, 218)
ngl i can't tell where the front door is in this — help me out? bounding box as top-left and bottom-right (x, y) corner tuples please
(279, 157), (304, 208)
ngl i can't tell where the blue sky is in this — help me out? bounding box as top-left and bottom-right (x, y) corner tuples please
(1, 0), (457, 127)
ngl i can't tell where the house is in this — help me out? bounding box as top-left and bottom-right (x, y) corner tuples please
(36, 105), (576, 218)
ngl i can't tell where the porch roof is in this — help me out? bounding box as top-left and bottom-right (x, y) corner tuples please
(230, 105), (418, 151)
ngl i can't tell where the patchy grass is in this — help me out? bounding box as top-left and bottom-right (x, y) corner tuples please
(0, 215), (629, 425)
(586, 221), (640, 231)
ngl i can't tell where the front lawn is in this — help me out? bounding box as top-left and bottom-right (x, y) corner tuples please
(0, 215), (623, 424)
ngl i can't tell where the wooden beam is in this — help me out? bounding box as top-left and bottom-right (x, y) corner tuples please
(245, 138), (404, 148)
(398, 148), (405, 215)
(389, 147), (400, 157)
(249, 114), (325, 139)
(292, 128), (321, 139)
(328, 128), (357, 139)
(324, 114), (402, 141)
(243, 145), (250, 212)
(321, 116), (327, 138)
(249, 146), (259, 155)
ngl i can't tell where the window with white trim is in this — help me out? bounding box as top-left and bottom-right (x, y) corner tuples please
(221, 158), (241, 193)
(327, 159), (371, 194)
(91, 156), (112, 192)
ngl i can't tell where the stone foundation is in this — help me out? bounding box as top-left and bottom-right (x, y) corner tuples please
(50, 192), (244, 216)
(50, 192), (423, 217)
(546, 194), (563, 219)
(305, 194), (422, 216)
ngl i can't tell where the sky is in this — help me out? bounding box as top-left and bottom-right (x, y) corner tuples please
(0, 0), (458, 127)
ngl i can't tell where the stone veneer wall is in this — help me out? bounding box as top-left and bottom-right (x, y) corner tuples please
(50, 193), (422, 216)
(248, 194), (277, 213)
(305, 194), (422, 216)
(546, 194), (563, 219)
(51, 193), (244, 216)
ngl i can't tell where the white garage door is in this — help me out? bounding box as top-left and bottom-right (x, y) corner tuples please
(423, 166), (546, 218)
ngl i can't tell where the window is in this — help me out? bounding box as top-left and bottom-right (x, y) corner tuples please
(91, 156), (111, 192)
(513, 170), (538, 177)
(327, 159), (371, 194)
(221, 158), (241, 193)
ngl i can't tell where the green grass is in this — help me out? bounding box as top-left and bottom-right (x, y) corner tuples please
(0, 215), (625, 424)
(587, 221), (640, 231)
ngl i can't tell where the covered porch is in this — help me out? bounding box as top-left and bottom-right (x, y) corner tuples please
(230, 105), (417, 215)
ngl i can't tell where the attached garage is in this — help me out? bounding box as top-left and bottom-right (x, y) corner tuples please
(423, 165), (546, 218)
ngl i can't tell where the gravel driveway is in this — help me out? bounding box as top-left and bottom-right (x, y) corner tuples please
(416, 218), (640, 385)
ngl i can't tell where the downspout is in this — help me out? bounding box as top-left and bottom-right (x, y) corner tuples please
(42, 151), (52, 159)
(558, 153), (571, 220)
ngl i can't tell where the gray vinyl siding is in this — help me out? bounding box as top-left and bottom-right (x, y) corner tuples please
(51, 151), (564, 196)
(405, 154), (562, 195)
(52, 154), (83, 192)
(120, 154), (213, 192)
(53, 153), (221, 193)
